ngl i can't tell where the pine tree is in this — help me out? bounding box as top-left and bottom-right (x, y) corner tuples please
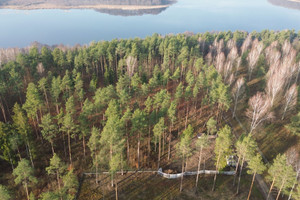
(184, 85), (192, 129)
(121, 108), (132, 163)
(62, 169), (78, 200)
(60, 70), (72, 101)
(195, 134), (210, 188)
(274, 159), (296, 200)
(87, 127), (100, 184)
(23, 82), (43, 135)
(13, 159), (37, 200)
(247, 153), (266, 200)
(0, 185), (11, 200)
(285, 112), (300, 136)
(193, 82), (200, 110)
(206, 117), (217, 135)
(38, 77), (50, 110)
(153, 118), (166, 168)
(163, 69), (170, 86)
(177, 124), (193, 192)
(46, 153), (66, 197)
(185, 70), (195, 87)
(79, 99), (94, 158)
(39, 192), (60, 200)
(167, 101), (177, 160)
(12, 104), (35, 167)
(212, 125), (232, 191)
(171, 67), (180, 82)
(62, 96), (78, 164)
(51, 76), (62, 114)
(61, 113), (77, 165)
(39, 113), (58, 155)
(100, 100), (125, 186)
(74, 72), (85, 109)
(175, 83), (183, 104)
(267, 154), (295, 200)
(235, 134), (257, 194)
(131, 108), (147, 169)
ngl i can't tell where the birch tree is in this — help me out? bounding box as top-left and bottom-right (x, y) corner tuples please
(282, 84), (298, 120)
(246, 92), (274, 134)
(38, 77), (50, 110)
(232, 77), (245, 117)
(247, 39), (263, 80)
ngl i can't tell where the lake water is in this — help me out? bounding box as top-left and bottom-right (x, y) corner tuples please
(1, 0), (300, 48)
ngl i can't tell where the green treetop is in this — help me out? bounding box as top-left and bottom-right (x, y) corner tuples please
(212, 125), (233, 191)
(13, 159), (37, 200)
(206, 117), (217, 135)
(0, 185), (11, 200)
(39, 113), (58, 154)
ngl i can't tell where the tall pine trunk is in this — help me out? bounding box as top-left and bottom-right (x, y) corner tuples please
(67, 130), (72, 165)
(180, 157), (185, 192)
(158, 133), (161, 169)
(51, 142), (55, 155)
(236, 156), (245, 194)
(148, 125), (151, 165)
(137, 132), (140, 169)
(195, 146), (203, 188)
(275, 180), (285, 200)
(82, 135), (86, 158)
(212, 154), (220, 191)
(56, 170), (63, 200)
(247, 172), (256, 200)
(27, 141), (34, 168)
(24, 181), (30, 200)
(233, 156), (240, 186)
(168, 124), (172, 161)
(267, 178), (276, 200)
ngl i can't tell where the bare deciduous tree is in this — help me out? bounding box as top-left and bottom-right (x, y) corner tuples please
(282, 84), (298, 120)
(126, 55), (137, 78)
(232, 77), (245, 117)
(246, 92), (274, 134)
(241, 34), (252, 55)
(266, 72), (285, 107)
(247, 39), (263, 79)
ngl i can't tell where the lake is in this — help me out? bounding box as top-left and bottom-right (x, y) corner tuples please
(1, 0), (300, 48)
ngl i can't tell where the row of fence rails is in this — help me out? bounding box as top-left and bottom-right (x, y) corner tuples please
(157, 168), (235, 179)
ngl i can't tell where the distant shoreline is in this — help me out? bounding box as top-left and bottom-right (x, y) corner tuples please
(268, 0), (300, 10)
(0, 4), (172, 11)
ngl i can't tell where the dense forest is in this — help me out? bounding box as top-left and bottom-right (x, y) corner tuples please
(0, 30), (299, 200)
